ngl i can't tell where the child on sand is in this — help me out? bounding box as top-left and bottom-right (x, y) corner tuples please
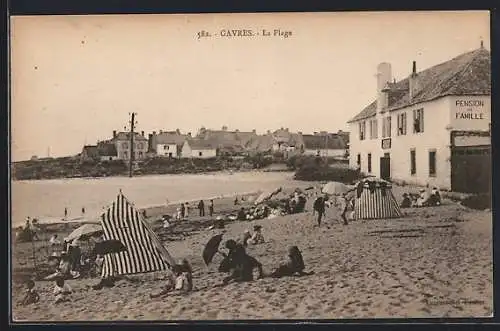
(271, 246), (314, 278)
(20, 280), (40, 306)
(247, 225), (265, 245)
(150, 261), (193, 298)
(53, 278), (72, 304)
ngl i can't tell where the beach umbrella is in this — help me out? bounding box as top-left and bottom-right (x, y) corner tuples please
(254, 187), (283, 204)
(64, 223), (103, 242)
(322, 182), (352, 196)
(93, 239), (127, 256)
(202, 233), (224, 266)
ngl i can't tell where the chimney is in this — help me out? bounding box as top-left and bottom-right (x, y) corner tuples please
(252, 129), (256, 134)
(222, 126), (228, 131)
(409, 60), (419, 100)
(113, 130), (117, 138)
(141, 131), (144, 137)
(376, 62), (392, 113)
(148, 134), (154, 152)
(176, 128), (180, 134)
(267, 130), (271, 135)
(152, 131), (156, 136)
(481, 40), (484, 49)
(188, 132), (192, 137)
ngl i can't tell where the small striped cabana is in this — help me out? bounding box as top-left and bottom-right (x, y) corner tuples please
(353, 178), (403, 220)
(99, 191), (176, 278)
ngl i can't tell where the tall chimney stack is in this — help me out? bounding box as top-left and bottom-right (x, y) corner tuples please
(113, 130), (117, 138)
(409, 60), (419, 100)
(376, 62), (392, 113)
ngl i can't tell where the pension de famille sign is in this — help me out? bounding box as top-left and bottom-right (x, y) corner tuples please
(454, 99), (485, 120)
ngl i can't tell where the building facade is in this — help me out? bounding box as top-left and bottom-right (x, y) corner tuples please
(110, 130), (149, 161)
(149, 130), (188, 158)
(181, 139), (218, 159)
(348, 47), (490, 193)
(302, 132), (348, 159)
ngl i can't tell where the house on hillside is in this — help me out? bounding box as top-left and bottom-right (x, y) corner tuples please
(181, 139), (218, 159)
(271, 128), (304, 153)
(97, 142), (119, 161)
(109, 130), (148, 161)
(149, 129), (189, 158)
(302, 132), (348, 159)
(80, 145), (100, 163)
(347, 45), (491, 193)
(196, 126), (257, 156)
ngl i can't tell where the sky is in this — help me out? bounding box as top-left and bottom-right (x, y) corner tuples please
(10, 11), (490, 161)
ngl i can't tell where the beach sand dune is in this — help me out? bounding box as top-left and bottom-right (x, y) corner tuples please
(12, 194), (492, 321)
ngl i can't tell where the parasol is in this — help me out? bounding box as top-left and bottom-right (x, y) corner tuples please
(65, 223), (103, 242)
(93, 239), (127, 256)
(202, 233), (225, 265)
(254, 187), (283, 205)
(322, 182), (353, 196)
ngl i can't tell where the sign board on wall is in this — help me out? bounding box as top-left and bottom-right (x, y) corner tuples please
(381, 138), (391, 149)
(451, 97), (491, 131)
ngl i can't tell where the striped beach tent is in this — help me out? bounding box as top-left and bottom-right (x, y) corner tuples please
(100, 191), (176, 278)
(354, 178), (403, 220)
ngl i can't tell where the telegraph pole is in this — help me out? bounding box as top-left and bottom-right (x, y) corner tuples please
(129, 112), (137, 177)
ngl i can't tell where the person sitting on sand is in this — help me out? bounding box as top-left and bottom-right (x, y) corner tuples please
(416, 189), (430, 207)
(53, 278), (72, 304)
(150, 260), (193, 298)
(209, 199), (214, 217)
(237, 207), (246, 221)
(58, 252), (80, 279)
(241, 229), (252, 247)
(219, 240), (263, 285)
(400, 193), (412, 208)
(270, 246), (315, 278)
(428, 187), (442, 206)
(20, 280), (40, 306)
(247, 225), (265, 245)
(49, 234), (61, 246)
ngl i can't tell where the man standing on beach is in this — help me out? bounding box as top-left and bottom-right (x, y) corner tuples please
(64, 208), (68, 219)
(313, 195), (326, 227)
(198, 200), (205, 217)
(209, 199), (214, 217)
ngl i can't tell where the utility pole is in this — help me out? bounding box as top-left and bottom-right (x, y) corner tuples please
(129, 112), (137, 177)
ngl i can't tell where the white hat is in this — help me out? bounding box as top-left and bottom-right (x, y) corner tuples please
(244, 229), (250, 234)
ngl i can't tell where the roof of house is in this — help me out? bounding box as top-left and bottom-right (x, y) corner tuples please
(302, 134), (347, 150)
(348, 48), (491, 123)
(246, 134), (275, 152)
(186, 139), (218, 150)
(154, 132), (188, 146)
(112, 132), (148, 142)
(97, 143), (118, 157)
(198, 129), (257, 148)
(82, 145), (99, 158)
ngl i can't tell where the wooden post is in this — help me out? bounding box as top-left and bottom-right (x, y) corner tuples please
(129, 112), (136, 178)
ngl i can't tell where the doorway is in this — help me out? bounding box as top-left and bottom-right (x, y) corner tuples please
(380, 153), (391, 181)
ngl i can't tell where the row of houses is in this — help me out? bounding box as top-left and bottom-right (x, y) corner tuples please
(347, 44), (491, 193)
(80, 127), (350, 162)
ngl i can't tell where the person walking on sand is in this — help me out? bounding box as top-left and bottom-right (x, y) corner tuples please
(180, 203), (186, 219)
(185, 202), (190, 218)
(209, 199), (214, 217)
(64, 207), (68, 219)
(198, 200), (205, 217)
(81, 207), (85, 216)
(313, 194), (326, 227)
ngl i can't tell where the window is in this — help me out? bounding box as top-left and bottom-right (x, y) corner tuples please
(164, 145), (168, 150)
(413, 108), (424, 133)
(397, 112), (407, 135)
(382, 116), (392, 138)
(359, 121), (366, 141)
(137, 143), (143, 149)
(198, 152), (203, 157)
(367, 153), (372, 173)
(123, 151), (128, 159)
(410, 149), (416, 175)
(139, 152), (143, 158)
(370, 119), (378, 139)
(357, 154), (361, 168)
(122, 142), (128, 149)
(429, 150), (436, 177)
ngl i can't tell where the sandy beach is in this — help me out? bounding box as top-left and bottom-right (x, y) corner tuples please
(11, 186), (492, 321)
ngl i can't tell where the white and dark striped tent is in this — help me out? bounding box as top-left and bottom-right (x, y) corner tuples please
(100, 191), (176, 278)
(354, 178), (403, 220)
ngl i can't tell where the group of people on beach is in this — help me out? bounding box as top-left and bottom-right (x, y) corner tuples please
(400, 187), (442, 208)
(175, 199), (215, 220)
